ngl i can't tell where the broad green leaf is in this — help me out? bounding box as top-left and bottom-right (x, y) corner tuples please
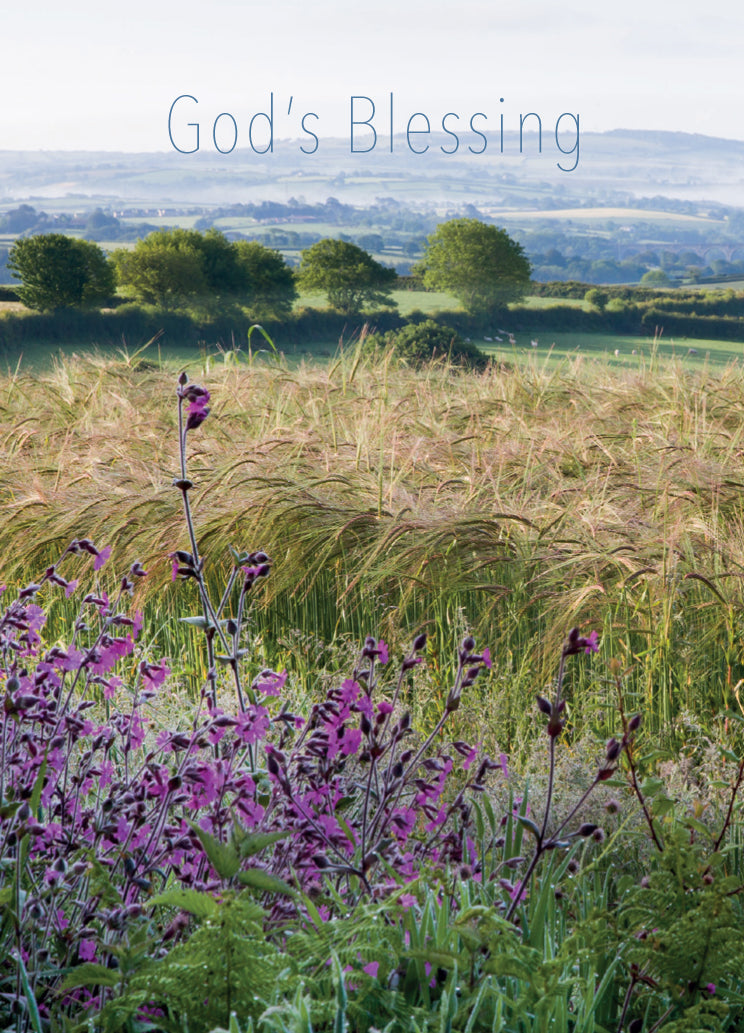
(235, 830), (290, 858)
(60, 963), (120, 991)
(149, 887), (219, 917)
(188, 820), (240, 879)
(237, 867), (296, 897)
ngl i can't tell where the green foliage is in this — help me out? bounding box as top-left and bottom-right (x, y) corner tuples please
(297, 238), (398, 314)
(234, 240), (298, 319)
(363, 319), (488, 369)
(112, 230), (208, 309)
(83, 893), (285, 1033)
(641, 267), (672, 286)
(617, 824), (744, 1030)
(416, 219), (531, 317)
(7, 233), (114, 310)
(583, 287), (608, 311)
(111, 228), (295, 315)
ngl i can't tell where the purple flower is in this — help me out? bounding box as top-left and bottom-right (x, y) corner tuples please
(140, 660), (170, 688)
(185, 390), (210, 432)
(706, 983), (716, 995)
(377, 640), (389, 664)
(482, 646), (492, 669)
(563, 627), (600, 657)
(64, 579), (79, 598)
(79, 939), (97, 962)
(363, 961), (379, 979)
(93, 545), (112, 571)
(252, 669), (288, 697)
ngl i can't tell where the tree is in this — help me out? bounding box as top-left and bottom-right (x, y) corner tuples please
(416, 219), (531, 317)
(234, 241), (297, 319)
(584, 288), (609, 312)
(112, 234), (207, 310)
(297, 238), (397, 314)
(8, 234), (114, 310)
(112, 229), (297, 315)
(640, 268), (672, 287)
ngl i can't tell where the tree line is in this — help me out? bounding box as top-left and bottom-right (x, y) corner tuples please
(6, 220), (532, 320)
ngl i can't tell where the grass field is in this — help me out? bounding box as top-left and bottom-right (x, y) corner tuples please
(4, 344), (744, 759)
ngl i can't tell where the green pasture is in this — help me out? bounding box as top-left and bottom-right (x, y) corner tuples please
(480, 330), (744, 368)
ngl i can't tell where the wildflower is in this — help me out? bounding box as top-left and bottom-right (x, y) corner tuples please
(94, 545), (112, 571)
(482, 646), (492, 669)
(79, 939), (97, 962)
(563, 627), (600, 656)
(363, 961), (379, 979)
(184, 387), (210, 431)
(252, 668), (288, 697)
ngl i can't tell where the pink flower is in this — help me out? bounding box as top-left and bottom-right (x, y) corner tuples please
(377, 640), (389, 664)
(482, 646), (492, 669)
(363, 961), (379, 979)
(253, 668), (287, 697)
(93, 545), (112, 571)
(463, 743), (479, 771)
(140, 660), (170, 688)
(376, 700), (394, 715)
(79, 939), (97, 962)
(64, 579), (79, 598)
(584, 630), (600, 654)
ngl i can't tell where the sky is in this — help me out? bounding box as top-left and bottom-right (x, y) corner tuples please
(1, 0), (743, 152)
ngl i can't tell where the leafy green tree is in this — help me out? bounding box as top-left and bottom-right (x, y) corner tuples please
(584, 287), (609, 312)
(640, 268), (672, 287)
(112, 234), (207, 310)
(234, 241), (297, 319)
(8, 234), (114, 310)
(416, 218), (531, 317)
(113, 229), (297, 315)
(297, 238), (397, 314)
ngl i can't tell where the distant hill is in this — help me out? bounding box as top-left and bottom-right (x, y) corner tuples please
(1, 130), (744, 209)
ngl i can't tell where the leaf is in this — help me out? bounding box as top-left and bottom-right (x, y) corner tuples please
(60, 963), (121, 991)
(683, 817), (715, 840)
(179, 616), (212, 629)
(16, 952), (43, 1033)
(235, 830), (290, 858)
(188, 820), (240, 879)
(179, 616), (232, 630)
(651, 795), (675, 818)
(335, 813), (357, 847)
(149, 887), (219, 918)
(236, 868), (296, 897)
(516, 814), (541, 839)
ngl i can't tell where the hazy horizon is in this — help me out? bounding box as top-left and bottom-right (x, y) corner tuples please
(3, 0), (742, 154)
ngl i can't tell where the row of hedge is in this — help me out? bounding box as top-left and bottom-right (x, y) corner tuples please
(1, 298), (744, 357)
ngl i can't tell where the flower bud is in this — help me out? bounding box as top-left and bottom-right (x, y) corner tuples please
(605, 738), (622, 762)
(577, 823), (598, 837)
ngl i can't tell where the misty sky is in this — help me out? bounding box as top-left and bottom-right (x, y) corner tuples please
(2, 0), (742, 152)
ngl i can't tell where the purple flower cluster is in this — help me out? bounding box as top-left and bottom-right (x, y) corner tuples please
(0, 542), (500, 1012)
